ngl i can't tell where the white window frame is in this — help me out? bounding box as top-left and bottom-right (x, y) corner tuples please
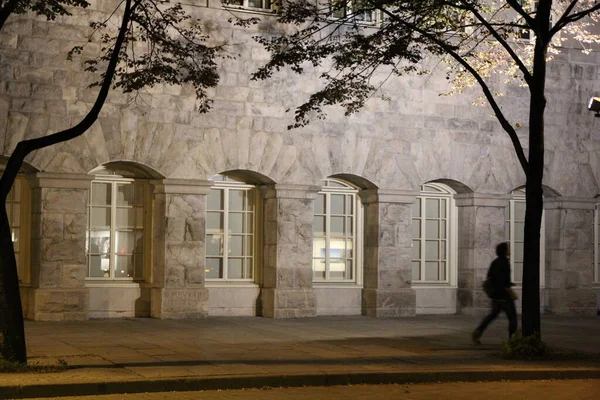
(5, 175), (31, 284)
(328, 0), (382, 26)
(505, 189), (545, 287)
(411, 183), (457, 286)
(312, 178), (363, 285)
(594, 202), (599, 284)
(86, 176), (151, 282)
(223, 0), (276, 13)
(205, 176), (258, 282)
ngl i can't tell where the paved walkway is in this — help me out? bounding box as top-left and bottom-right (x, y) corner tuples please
(1, 315), (599, 398)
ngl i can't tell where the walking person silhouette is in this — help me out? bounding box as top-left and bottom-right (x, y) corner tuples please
(472, 242), (518, 344)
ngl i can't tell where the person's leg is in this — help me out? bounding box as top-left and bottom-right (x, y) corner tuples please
(473, 299), (502, 342)
(503, 299), (518, 338)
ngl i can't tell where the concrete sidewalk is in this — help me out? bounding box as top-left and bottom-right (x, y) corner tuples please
(1, 315), (599, 398)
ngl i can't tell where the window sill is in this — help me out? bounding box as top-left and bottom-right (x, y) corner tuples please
(85, 280), (149, 288)
(313, 282), (362, 289)
(411, 282), (455, 288)
(205, 281), (259, 288)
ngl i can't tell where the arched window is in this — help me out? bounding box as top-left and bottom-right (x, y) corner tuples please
(86, 165), (151, 280)
(313, 179), (362, 283)
(205, 174), (257, 281)
(594, 201), (599, 283)
(505, 188), (545, 284)
(411, 183), (456, 283)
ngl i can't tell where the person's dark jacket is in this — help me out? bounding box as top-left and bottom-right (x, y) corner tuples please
(487, 255), (514, 300)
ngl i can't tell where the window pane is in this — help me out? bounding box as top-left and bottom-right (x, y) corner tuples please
(116, 183), (134, 206)
(426, 220), (439, 239)
(425, 261), (439, 280)
(426, 198), (439, 218)
(90, 207), (110, 229)
(246, 236), (253, 256)
(228, 212), (244, 233)
(116, 208), (135, 229)
(330, 238), (344, 259)
(412, 199), (421, 218)
(412, 219), (420, 238)
(346, 216), (353, 235)
(207, 189), (223, 210)
(116, 231), (135, 254)
(313, 259), (326, 280)
(440, 261), (446, 280)
(514, 262), (523, 282)
(89, 233), (110, 254)
(441, 199), (447, 218)
(346, 196), (353, 215)
(206, 234), (223, 256)
(314, 194), (325, 214)
(228, 258), (243, 279)
(229, 235), (244, 256)
(134, 231), (143, 253)
(92, 183), (111, 205)
(115, 255), (133, 277)
(13, 179), (21, 201)
(12, 228), (19, 251)
(245, 258), (253, 279)
(412, 261), (420, 281)
(229, 190), (245, 211)
(11, 205), (20, 227)
(313, 216), (325, 234)
(345, 259), (353, 280)
(440, 240), (447, 260)
(412, 240), (420, 259)
(331, 216), (344, 234)
(425, 240), (439, 260)
(441, 220), (447, 239)
(329, 259), (346, 279)
(206, 258), (222, 279)
(514, 222), (524, 241)
(207, 212), (223, 232)
(345, 239), (353, 259)
(313, 238), (326, 258)
(514, 202), (526, 220)
(331, 194), (345, 214)
(89, 255), (110, 278)
(246, 213), (254, 233)
(514, 242), (524, 263)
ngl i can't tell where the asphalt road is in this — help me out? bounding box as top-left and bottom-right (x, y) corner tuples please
(28, 379), (600, 400)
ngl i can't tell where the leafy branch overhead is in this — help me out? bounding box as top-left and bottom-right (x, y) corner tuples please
(250, 0), (600, 131)
(68, 0), (226, 113)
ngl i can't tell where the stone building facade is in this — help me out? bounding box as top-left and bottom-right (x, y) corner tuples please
(0, 1), (599, 321)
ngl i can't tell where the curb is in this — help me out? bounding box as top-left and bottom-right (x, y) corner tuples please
(2, 369), (600, 399)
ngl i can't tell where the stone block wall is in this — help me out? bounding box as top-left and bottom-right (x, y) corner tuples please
(361, 189), (417, 317)
(151, 179), (212, 319)
(544, 198), (597, 315)
(261, 184), (319, 318)
(28, 173), (91, 321)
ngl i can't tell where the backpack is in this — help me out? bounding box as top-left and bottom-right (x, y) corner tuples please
(482, 278), (494, 298)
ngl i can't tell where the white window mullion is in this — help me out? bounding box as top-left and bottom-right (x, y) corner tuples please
(420, 198), (426, 281)
(223, 188), (229, 280)
(110, 181), (116, 279)
(325, 192), (330, 281)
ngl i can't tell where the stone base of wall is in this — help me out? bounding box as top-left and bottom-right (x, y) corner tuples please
(457, 288), (490, 316)
(27, 288), (88, 321)
(151, 288), (208, 319)
(362, 288), (416, 317)
(261, 288), (316, 318)
(544, 288), (597, 316)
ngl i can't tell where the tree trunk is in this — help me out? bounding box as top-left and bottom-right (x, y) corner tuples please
(0, 0), (134, 363)
(0, 204), (26, 363)
(522, 16), (549, 336)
